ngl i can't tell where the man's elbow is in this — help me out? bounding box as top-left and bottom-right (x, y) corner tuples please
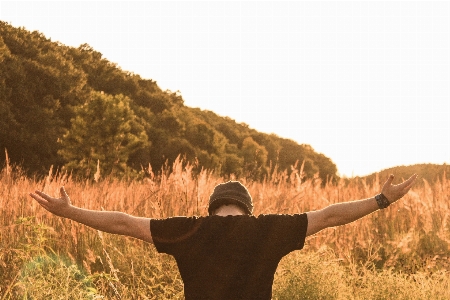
(109, 212), (133, 236)
(112, 213), (152, 242)
(306, 209), (333, 236)
(314, 207), (342, 230)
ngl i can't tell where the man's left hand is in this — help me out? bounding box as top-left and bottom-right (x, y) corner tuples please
(381, 173), (418, 204)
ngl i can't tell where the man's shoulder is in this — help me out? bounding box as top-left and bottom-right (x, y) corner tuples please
(255, 213), (307, 220)
(151, 213), (307, 230)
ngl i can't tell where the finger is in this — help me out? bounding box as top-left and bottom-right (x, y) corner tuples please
(383, 174), (395, 188)
(38, 202), (50, 210)
(30, 193), (52, 212)
(29, 193), (49, 205)
(29, 192), (43, 201)
(388, 174), (395, 182)
(396, 173), (416, 188)
(397, 173), (417, 188)
(60, 186), (69, 200)
(34, 190), (55, 202)
(403, 174), (418, 191)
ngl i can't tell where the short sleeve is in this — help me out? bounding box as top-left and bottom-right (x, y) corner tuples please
(256, 213), (308, 257)
(150, 216), (204, 255)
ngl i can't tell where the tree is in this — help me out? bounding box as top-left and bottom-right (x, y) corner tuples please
(58, 92), (148, 178)
(241, 137), (268, 179)
(222, 153), (244, 178)
(0, 36), (14, 152)
(0, 22), (339, 181)
(185, 123), (216, 153)
(0, 23), (89, 174)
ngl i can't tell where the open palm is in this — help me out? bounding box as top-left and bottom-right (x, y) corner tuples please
(29, 187), (72, 217)
(381, 174), (418, 204)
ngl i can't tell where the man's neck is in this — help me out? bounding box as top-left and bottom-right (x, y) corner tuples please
(214, 204), (246, 216)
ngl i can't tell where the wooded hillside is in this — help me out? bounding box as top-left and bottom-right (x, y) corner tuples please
(1, 21), (336, 181)
(358, 163), (450, 187)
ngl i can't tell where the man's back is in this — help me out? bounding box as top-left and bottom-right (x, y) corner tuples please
(151, 214), (308, 299)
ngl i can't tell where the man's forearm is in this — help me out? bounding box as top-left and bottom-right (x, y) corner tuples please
(306, 174), (417, 237)
(30, 188), (153, 242)
(62, 206), (130, 235)
(324, 197), (379, 227)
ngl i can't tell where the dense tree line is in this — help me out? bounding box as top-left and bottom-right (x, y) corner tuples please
(0, 22), (338, 182)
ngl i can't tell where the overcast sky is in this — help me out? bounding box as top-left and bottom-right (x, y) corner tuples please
(1, 1), (449, 177)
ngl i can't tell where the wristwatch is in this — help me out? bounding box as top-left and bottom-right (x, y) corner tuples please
(375, 193), (390, 209)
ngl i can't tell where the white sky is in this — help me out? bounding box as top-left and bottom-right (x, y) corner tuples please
(1, 1), (449, 177)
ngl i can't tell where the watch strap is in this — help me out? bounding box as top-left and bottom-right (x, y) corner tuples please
(375, 193), (390, 209)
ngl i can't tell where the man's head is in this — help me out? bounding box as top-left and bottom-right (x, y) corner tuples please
(208, 181), (253, 215)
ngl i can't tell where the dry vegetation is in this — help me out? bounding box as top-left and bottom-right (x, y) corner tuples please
(1, 157), (450, 299)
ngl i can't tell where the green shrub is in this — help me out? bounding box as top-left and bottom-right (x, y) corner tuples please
(18, 255), (100, 299)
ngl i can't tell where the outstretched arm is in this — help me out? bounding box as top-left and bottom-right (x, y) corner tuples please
(29, 187), (153, 243)
(305, 174), (417, 237)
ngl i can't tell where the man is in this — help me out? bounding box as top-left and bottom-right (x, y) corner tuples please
(30, 173), (417, 299)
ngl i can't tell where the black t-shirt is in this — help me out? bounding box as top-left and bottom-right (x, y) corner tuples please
(150, 214), (308, 300)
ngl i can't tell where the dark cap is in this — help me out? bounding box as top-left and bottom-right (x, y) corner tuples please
(208, 181), (253, 215)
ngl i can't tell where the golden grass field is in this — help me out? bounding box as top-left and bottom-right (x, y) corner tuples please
(1, 157), (450, 299)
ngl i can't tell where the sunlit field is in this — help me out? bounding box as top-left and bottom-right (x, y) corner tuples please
(1, 158), (450, 299)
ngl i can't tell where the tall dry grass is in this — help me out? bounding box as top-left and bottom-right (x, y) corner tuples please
(1, 157), (450, 299)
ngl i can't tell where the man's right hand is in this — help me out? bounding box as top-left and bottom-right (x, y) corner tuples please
(30, 186), (73, 217)
(29, 186), (154, 243)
